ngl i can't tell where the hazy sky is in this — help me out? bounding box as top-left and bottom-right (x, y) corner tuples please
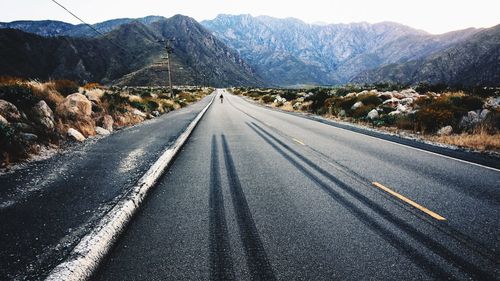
(1, 0), (499, 34)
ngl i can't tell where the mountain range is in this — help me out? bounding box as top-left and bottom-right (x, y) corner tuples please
(1, 14), (499, 87)
(0, 15), (263, 87)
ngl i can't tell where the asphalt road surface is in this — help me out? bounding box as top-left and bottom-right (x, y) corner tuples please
(0, 94), (213, 280)
(92, 90), (500, 281)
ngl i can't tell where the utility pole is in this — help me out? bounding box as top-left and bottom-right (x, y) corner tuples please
(165, 42), (174, 98)
(159, 39), (175, 98)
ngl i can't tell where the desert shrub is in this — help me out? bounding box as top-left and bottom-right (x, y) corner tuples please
(395, 115), (416, 130)
(374, 114), (398, 127)
(177, 92), (196, 103)
(338, 96), (358, 111)
(261, 95), (274, 104)
(416, 108), (455, 133)
(281, 90), (299, 101)
(147, 100), (159, 111)
(358, 94), (382, 106)
(102, 92), (129, 113)
(372, 82), (407, 92)
(448, 95), (483, 111)
(0, 84), (40, 111)
(0, 123), (27, 164)
(82, 82), (101, 90)
(53, 80), (79, 96)
(305, 89), (331, 112)
(130, 101), (147, 112)
(415, 83), (449, 94)
(351, 105), (374, 119)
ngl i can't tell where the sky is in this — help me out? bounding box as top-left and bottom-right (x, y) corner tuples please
(1, 0), (500, 34)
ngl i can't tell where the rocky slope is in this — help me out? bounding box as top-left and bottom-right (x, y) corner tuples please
(352, 24), (500, 86)
(0, 15), (263, 87)
(201, 14), (483, 86)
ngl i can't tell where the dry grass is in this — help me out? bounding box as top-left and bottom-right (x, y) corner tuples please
(429, 132), (500, 152)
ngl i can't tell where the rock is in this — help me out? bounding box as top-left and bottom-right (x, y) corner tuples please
(479, 109), (490, 120)
(151, 110), (160, 117)
(367, 109), (379, 120)
(0, 114), (8, 125)
(400, 98), (414, 105)
(67, 128), (86, 142)
(100, 115), (114, 132)
(132, 109), (147, 118)
(338, 109), (346, 117)
(32, 100), (55, 131)
(345, 92), (357, 98)
(12, 122), (35, 133)
(351, 101), (364, 110)
(388, 110), (402, 116)
(382, 98), (400, 107)
(95, 126), (110, 135)
(57, 93), (92, 118)
(484, 96), (500, 110)
(20, 133), (38, 142)
(397, 104), (409, 113)
(378, 92), (393, 101)
(0, 100), (22, 122)
(459, 111), (480, 131)
(437, 125), (453, 136)
(84, 89), (104, 103)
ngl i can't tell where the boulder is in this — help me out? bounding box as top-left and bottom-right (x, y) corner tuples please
(12, 122), (35, 133)
(400, 98), (414, 105)
(459, 111), (480, 131)
(151, 111), (160, 117)
(345, 92), (357, 98)
(351, 101), (364, 110)
(338, 109), (346, 117)
(378, 92), (393, 101)
(0, 114), (8, 125)
(388, 110), (402, 116)
(20, 133), (38, 142)
(132, 109), (147, 118)
(0, 99), (22, 122)
(67, 128), (86, 142)
(84, 89), (104, 103)
(382, 98), (400, 108)
(100, 115), (114, 132)
(32, 100), (55, 131)
(479, 109), (490, 121)
(367, 109), (379, 120)
(57, 93), (92, 118)
(484, 96), (500, 110)
(437, 126), (453, 136)
(95, 126), (111, 135)
(397, 104), (409, 113)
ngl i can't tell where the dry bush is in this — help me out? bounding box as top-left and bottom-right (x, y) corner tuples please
(430, 131), (500, 151)
(82, 82), (102, 90)
(28, 81), (64, 110)
(53, 80), (79, 96)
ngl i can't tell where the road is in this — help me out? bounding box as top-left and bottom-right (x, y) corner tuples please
(92, 90), (499, 281)
(0, 95), (213, 280)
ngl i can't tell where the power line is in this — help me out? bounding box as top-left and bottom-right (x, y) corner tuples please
(49, 0), (133, 56)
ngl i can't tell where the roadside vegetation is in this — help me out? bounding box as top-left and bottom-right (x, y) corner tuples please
(230, 83), (500, 152)
(0, 76), (211, 167)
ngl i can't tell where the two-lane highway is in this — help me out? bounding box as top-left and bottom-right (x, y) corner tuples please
(92, 90), (499, 280)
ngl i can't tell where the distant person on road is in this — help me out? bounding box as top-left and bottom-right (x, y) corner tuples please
(220, 92), (224, 103)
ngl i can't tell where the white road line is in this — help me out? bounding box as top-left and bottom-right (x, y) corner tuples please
(45, 93), (216, 281)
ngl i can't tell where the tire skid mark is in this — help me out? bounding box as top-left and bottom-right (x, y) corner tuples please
(248, 122), (454, 280)
(230, 96), (499, 265)
(248, 122), (494, 280)
(221, 135), (277, 281)
(209, 135), (235, 281)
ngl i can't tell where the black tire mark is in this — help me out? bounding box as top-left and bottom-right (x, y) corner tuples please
(221, 135), (277, 281)
(209, 135), (235, 281)
(229, 97), (499, 265)
(248, 123), (453, 279)
(250, 122), (494, 281)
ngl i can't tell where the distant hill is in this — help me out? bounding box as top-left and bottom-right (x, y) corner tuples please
(352, 24), (500, 86)
(201, 14), (484, 86)
(0, 15), (263, 87)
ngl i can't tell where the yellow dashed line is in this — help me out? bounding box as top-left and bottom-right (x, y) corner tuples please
(292, 138), (305, 146)
(372, 182), (446, 221)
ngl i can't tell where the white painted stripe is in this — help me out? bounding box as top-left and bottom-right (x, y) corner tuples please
(45, 92), (216, 281)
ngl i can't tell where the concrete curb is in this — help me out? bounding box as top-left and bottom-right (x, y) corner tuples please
(45, 93), (216, 281)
